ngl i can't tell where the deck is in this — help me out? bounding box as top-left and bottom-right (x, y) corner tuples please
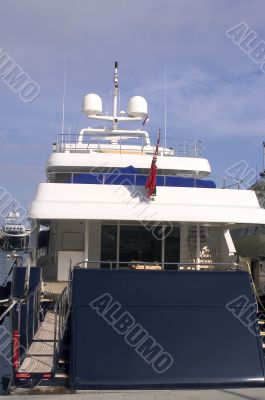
(18, 281), (67, 374)
(43, 281), (67, 301)
(7, 388), (265, 399)
(18, 310), (56, 374)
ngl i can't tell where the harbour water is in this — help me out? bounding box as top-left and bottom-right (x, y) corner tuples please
(0, 249), (16, 395)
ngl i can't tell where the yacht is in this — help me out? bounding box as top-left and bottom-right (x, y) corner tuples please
(0, 211), (29, 250)
(232, 167), (265, 296)
(2, 63), (265, 393)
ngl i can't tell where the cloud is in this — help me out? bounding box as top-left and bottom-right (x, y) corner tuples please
(134, 67), (265, 138)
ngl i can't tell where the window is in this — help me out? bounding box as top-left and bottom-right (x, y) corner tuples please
(119, 225), (162, 266)
(100, 224), (180, 269)
(164, 227), (180, 270)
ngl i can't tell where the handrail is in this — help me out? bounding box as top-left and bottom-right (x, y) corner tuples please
(73, 260), (246, 271)
(0, 298), (10, 304)
(0, 281), (42, 389)
(55, 134), (202, 158)
(53, 285), (69, 368)
(0, 281), (42, 323)
(0, 299), (18, 322)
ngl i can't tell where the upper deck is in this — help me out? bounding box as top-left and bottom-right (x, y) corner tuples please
(48, 62), (212, 178)
(48, 134), (211, 178)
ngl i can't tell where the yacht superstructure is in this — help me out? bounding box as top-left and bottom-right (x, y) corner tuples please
(2, 63), (265, 393)
(28, 63), (265, 281)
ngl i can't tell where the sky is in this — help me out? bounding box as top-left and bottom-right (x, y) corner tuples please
(0, 0), (265, 218)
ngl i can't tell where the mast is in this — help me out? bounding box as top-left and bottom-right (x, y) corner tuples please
(81, 62), (151, 146)
(113, 61), (119, 129)
(61, 57), (67, 136)
(164, 65), (167, 149)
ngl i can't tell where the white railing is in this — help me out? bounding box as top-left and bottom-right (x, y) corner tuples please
(72, 260), (246, 271)
(54, 134), (202, 158)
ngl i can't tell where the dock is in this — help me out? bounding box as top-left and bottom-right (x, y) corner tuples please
(5, 388), (265, 399)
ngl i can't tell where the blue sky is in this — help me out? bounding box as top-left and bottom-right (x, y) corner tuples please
(0, 0), (265, 215)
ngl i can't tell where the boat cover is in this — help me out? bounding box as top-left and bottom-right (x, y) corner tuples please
(70, 269), (265, 389)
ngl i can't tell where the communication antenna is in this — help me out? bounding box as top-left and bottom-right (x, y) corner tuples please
(164, 65), (167, 149)
(261, 141), (265, 177)
(263, 141), (265, 173)
(113, 61), (119, 129)
(61, 57), (67, 136)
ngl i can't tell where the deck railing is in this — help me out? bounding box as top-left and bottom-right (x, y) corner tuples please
(53, 285), (69, 368)
(0, 299), (18, 322)
(55, 134), (202, 158)
(73, 260), (246, 271)
(0, 281), (42, 388)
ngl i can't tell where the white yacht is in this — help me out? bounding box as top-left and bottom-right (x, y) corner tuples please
(4, 63), (265, 393)
(1, 211), (29, 250)
(27, 63), (265, 280)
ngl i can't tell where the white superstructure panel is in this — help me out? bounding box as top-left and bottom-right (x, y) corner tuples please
(29, 183), (265, 224)
(47, 153), (211, 176)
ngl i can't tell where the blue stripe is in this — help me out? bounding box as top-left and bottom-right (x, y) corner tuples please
(70, 173), (216, 188)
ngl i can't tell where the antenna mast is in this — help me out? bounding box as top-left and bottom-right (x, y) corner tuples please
(261, 141), (265, 177)
(164, 65), (167, 149)
(61, 57), (67, 136)
(113, 61), (119, 129)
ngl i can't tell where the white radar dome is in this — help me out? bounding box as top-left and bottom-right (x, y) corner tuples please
(82, 93), (102, 116)
(127, 96), (148, 118)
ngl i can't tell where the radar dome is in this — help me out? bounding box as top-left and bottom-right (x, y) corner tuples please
(82, 93), (102, 116)
(127, 96), (148, 118)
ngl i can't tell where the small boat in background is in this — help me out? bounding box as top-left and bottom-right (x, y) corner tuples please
(0, 211), (29, 251)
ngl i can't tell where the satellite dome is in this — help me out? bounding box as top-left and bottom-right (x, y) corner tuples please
(127, 96), (148, 118)
(82, 93), (102, 116)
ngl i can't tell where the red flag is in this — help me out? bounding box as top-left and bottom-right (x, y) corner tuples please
(145, 130), (160, 198)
